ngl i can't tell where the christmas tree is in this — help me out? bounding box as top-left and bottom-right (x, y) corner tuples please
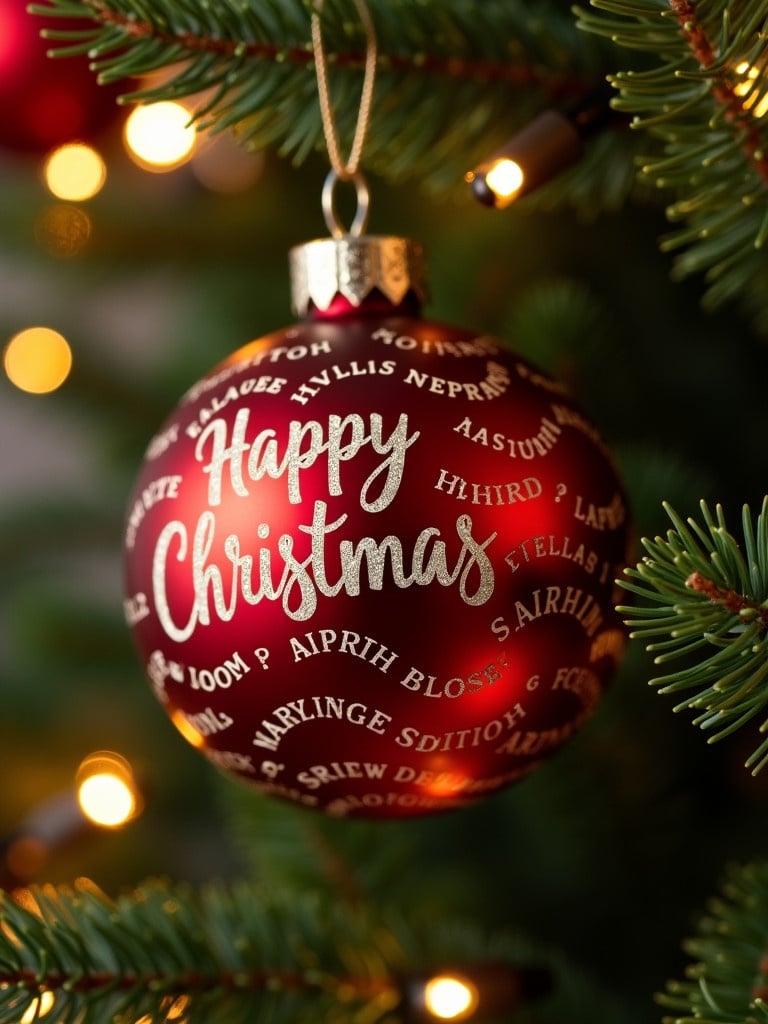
(4, 0), (768, 1021)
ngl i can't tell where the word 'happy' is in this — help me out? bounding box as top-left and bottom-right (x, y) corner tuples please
(195, 408), (419, 510)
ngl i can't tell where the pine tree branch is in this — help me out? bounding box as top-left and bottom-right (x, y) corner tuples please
(31, 0), (768, 313)
(0, 878), (573, 1024)
(666, 0), (768, 185)
(578, 0), (768, 315)
(30, 0), (615, 193)
(657, 860), (768, 1024)
(686, 571), (768, 628)
(222, 784), (437, 918)
(0, 966), (357, 996)
(617, 497), (768, 773)
(0, 880), (400, 1024)
(78, 0), (578, 89)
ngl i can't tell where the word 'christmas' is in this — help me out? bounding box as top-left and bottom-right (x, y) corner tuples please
(152, 502), (497, 638)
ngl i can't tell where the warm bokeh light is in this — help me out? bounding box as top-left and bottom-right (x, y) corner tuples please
(76, 752), (141, 828)
(191, 132), (264, 193)
(423, 976), (479, 1021)
(485, 158), (524, 204)
(43, 143), (106, 201)
(4, 837), (49, 883)
(124, 101), (197, 171)
(171, 708), (206, 748)
(164, 995), (191, 1020)
(3, 327), (72, 394)
(34, 205), (92, 258)
(20, 992), (55, 1024)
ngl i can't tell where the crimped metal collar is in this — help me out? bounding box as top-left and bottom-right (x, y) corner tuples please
(288, 235), (427, 316)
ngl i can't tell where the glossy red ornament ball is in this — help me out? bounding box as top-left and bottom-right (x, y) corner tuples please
(123, 236), (629, 818)
(0, 1), (123, 154)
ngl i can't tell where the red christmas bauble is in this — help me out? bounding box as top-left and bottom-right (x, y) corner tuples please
(0, 1), (123, 154)
(123, 236), (629, 818)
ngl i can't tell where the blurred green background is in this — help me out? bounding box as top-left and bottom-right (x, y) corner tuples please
(4, 10), (768, 1016)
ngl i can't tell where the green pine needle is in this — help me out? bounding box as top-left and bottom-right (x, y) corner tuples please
(657, 860), (768, 1024)
(24, 0), (768, 317)
(0, 879), (400, 1024)
(0, 876), (642, 1024)
(28, 0), (612, 194)
(577, 0), (768, 314)
(618, 497), (768, 773)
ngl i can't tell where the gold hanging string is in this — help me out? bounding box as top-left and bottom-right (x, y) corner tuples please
(311, 0), (377, 178)
(311, 0), (377, 237)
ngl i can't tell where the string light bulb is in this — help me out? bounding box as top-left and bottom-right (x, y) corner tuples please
(468, 84), (618, 208)
(467, 109), (582, 208)
(0, 762), (144, 890)
(482, 158), (525, 204)
(76, 752), (142, 828)
(423, 976), (478, 1021)
(402, 963), (552, 1023)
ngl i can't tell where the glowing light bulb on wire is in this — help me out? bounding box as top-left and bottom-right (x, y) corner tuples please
(468, 85), (619, 208)
(76, 752), (142, 828)
(423, 976), (479, 1021)
(482, 158), (524, 204)
(467, 110), (582, 208)
(402, 963), (553, 1021)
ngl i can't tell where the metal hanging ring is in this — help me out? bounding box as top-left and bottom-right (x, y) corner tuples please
(322, 168), (370, 238)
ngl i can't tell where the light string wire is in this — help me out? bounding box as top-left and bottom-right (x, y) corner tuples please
(311, 0), (378, 180)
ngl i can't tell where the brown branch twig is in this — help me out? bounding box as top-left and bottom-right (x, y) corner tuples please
(669, 0), (768, 184)
(686, 571), (768, 629)
(82, 0), (590, 100)
(0, 966), (393, 997)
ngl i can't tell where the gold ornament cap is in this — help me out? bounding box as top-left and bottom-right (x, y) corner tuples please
(289, 171), (427, 316)
(289, 234), (428, 317)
